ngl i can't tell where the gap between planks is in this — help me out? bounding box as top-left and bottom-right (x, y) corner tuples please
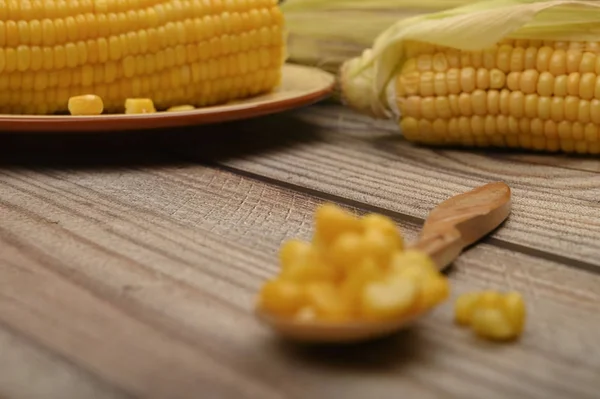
(158, 104), (600, 267)
(214, 163), (600, 277)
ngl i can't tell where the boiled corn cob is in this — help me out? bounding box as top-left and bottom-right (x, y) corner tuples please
(0, 0), (286, 115)
(340, 0), (600, 154)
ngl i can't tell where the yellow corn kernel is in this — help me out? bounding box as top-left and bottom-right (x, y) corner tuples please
(361, 227), (398, 265)
(389, 249), (438, 274)
(388, 253), (448, 314)
(327, 231), (367, 270)
(361, 213), (404, 250)
(360, 278), (418, 320)
(455, 290), (526, 340)
(339, 257), (383, 307)
(305, 282), (352, 321)
(477, 290), (504, 308)
(67, 94), (103, 115)
(166, 105), (195, 112)
(471, 307), (518, 341)
(258, 279), (306, 316)
(502, 291), (526, 333)
(279, 239), (313, 271)
(279, 258), (339, 284)
(454, 292), (481, 325)
(314, 203), (362, 245)
(125, 98), (156, 114)
(388, 264), (432, 288)
(418, 275), (450, 310)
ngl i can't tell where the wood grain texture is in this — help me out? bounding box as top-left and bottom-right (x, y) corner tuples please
(0, 323), (128, 399)
(160, 104), (600, 267)
(1, 135), (600, 399)
(0, 222), (280, 399)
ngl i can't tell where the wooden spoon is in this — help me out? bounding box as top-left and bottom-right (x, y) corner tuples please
(255, 182), (512, 344)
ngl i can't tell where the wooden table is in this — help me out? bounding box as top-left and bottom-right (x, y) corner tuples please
(1, 103), (599, 399)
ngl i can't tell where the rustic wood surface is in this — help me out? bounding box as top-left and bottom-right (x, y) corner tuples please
(1, 103), (600, 399)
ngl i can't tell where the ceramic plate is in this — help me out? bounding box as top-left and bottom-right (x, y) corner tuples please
(0, 63), (336, 133)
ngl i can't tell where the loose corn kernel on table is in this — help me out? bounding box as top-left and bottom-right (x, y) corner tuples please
(1, 103), (600, 398)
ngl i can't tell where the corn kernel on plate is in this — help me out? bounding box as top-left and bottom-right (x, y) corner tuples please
(0, 64), (334, 133)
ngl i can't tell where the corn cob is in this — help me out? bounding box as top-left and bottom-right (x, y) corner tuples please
(340, 0), (600, 154)
(0, 0), (286, 115)
(392, 39), (600, 153)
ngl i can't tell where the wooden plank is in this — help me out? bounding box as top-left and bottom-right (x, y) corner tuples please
(1, 161), (599, 398)
(164, 104), (600, 267)
(0, 225), (282, 399)
(0, 323), (128, 399)
(499, 153), (600, 174)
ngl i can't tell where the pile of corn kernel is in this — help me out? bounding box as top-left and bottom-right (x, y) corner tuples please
(257, 203), (528, 342)
(257, 203), (450, 323)
(454, 291), (526, 341)
(67, 94), (194, 116)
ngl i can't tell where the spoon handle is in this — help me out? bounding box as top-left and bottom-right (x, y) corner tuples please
(409, 182), (512, 270)
(410, 229), (463, 271)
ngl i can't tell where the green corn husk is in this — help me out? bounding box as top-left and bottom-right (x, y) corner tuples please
(281, 0), (478, 75)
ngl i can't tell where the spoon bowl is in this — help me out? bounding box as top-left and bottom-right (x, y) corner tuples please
(256, 182), (512, 344)
(256, 309), (423, 344)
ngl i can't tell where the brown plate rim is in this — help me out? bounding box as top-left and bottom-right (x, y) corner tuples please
(0, 63), (336, 133)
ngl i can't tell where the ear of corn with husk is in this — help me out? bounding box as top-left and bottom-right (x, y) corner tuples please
(340, 0), (600, 154)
